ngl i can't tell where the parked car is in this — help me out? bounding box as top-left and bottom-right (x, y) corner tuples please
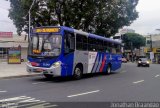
(122, 57), (128, 63)
(137, 58), (150, 67)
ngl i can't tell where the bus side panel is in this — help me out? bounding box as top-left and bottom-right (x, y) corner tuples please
(95, 52), (103, 73)
(110, 54), (122, 71)
(89, 52), (111, 73)
(116, 54), (122, 69)
(73, 50), (89, 74)
(110, 54), (116, 71)
(99, 52), (107, 72)
(91, 52), (100, 73)
(102, 53), (111, 73)
(88, 52), (98, 73)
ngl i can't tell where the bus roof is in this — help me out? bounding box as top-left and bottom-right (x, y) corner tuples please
(63, 26), (121, 45)
(33, 26), (121, 45)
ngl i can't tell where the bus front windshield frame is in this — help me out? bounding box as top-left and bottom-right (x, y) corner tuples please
(28, 34), (62, 58)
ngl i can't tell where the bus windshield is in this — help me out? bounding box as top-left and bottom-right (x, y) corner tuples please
(29, 34), (62, 57)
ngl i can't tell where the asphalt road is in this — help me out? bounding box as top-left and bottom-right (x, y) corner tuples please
(0, 62), (160, 108)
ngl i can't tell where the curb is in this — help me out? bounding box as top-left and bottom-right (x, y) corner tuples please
(0, 74), (41, 79)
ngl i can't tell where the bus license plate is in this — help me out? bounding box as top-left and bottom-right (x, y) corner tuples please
(34, 69), (43, 72)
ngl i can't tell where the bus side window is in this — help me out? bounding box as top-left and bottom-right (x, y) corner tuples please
(64, 31), (75, 54)
(116, 44), (121, 54)
(76, 34), (88, 50)
(106, 42), (112, 53)
(111, 43), (117, 54)
(88, 37), (97, 51)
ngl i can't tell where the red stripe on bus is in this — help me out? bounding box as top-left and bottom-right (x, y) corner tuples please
(100, 55), (106, 72)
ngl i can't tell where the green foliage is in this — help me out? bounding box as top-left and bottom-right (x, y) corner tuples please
(8, 0), (139, 37)
(123, 33), (146, 49)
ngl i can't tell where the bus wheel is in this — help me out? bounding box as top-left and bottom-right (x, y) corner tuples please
(73, 65), (83, 80)
(106, 65), (111, 74)
(44, 74), (53, 79)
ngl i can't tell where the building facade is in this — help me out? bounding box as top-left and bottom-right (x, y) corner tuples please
(143, 34), (160, 63)
(0, 34), (28, 62)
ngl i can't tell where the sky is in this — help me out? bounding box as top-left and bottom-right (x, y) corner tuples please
(0, 0), (17, 33)
(0, 0), (160, 35)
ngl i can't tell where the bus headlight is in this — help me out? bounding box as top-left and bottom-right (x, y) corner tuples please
(27, 61), (31, 66)
(138, 61), (141, 63)
(146, 61), (149, 64)
(52, 61), (61, 67)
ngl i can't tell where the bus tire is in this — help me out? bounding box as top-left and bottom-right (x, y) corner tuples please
(106, 64), (111, 74)
(44, 74), (53, 79)
(73, 64), (83, 80)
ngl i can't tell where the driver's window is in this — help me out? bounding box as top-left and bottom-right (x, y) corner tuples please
(64, 31), (75, 54)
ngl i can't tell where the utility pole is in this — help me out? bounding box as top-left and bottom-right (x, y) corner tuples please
(130, 42), (134, 62)
(149, 34), (154, 63)
(28, 0), (36, 41)
(150, 34), (152, 52)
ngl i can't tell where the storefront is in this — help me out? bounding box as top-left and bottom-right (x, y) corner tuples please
(0, 35), (28, 63)
(144, 47), (160, 63)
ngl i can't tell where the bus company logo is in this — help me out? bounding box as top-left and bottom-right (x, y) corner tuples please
(43, 63), (50, 67)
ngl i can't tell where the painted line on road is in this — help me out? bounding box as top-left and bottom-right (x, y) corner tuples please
(0, 89), (7, 93)
(155, 75), (160, 78)
(45, 104), (58, 108)
(32, 82), (46, 85)
(0, 90), (7, 93)
(67, 90), (100, 98)
(12, 101), (45, 108)
(0, 96), (57, 108)
(0, 96), (31, 102)
(133, 80), (144, 84)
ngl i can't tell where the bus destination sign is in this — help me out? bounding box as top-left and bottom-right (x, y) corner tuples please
(35, 28), (60, 33)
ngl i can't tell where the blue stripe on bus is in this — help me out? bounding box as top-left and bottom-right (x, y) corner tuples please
(94, 53), (101, 73)
(96, 53), (103, 72)
(91, 53), (99, 73)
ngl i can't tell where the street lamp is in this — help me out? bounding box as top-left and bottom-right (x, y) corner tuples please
(28, 0), (37, 41)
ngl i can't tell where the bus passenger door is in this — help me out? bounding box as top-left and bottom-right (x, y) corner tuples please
(62, 31), (75, 76)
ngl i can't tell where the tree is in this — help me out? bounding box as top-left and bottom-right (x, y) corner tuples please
(123, 33), (146, 50)
(8, 0), (139, 37)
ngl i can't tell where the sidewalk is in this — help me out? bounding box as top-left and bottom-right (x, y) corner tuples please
(0, 62), (38, 79)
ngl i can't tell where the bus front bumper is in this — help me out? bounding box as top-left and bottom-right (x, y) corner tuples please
(26, 63), (61, 77)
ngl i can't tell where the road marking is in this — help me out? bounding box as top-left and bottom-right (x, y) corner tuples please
(0, 96), (30, 102)
(155, 75), (160, 78)
(0, 96), (57, 108)
(0, 90), (7, 93)
(19, 98), (38, 102)
(32, 82), (46, 85)
(15, 101), (45, 108)
(133, 80), (144, 84)
(67, 90), (100, 98)
(45, 104), (58, 108)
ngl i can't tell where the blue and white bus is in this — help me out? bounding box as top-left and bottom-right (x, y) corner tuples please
(26, 26), (122, 79)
